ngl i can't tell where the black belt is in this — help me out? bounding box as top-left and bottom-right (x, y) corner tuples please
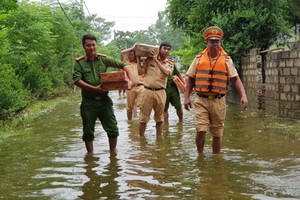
(133, 83), (143, 87)
(197, 93), (225, 99)
(83, 94), (108, 101)
(144, 86), (164, 91)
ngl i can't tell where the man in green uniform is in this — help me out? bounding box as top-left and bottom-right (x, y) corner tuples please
(164, 65), (185, 123)
(73, 33), (131, 154)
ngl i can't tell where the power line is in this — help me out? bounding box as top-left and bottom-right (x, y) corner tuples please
(56, 0), (80, 37)
(82, 0), (98, 29)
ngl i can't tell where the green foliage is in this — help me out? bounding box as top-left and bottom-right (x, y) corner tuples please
(168, 0), (297, 65)
(0, 13), (28, 119)
(285, 0), (300, 34)
(0, 0), (18, 13)
(101, 41), (122, 60)
(113, 11), (185, 51)
(4, 2), (58, 97)
(0, 0), (186, 120)
(0, 0), (117, 118)
(113, 30), (157, 52)
(0, 65), (28, 120)
(147, 11), (185, 50)
(171, 38), (200, 72)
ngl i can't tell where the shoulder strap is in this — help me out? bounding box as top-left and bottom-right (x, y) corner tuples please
(75, 56), (84, 61)
(166, 58), (174, 64)
(97, 53), (107, 57)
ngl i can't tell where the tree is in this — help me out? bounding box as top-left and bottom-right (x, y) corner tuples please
(147, 11), (184, 51)
(0, 20), (28, 119)
(168, 0), (297, 67)
(0, 0), (18, 13)
(286, 0), (300, 34)
(111, 10), (185, 69)
(0, 0), (118, 118)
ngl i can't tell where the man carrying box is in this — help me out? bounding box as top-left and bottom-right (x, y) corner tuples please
(137, 41), (174, 136)
(122, 50), (144, 121)
(73, 33), (131, 154)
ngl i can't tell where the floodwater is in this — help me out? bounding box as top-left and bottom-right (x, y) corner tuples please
(0, 91), (299, 200)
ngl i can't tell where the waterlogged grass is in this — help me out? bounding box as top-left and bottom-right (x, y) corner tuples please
(0, 91), (81, 141)
(236, 109), (300, 139)
(262, 115), (300, 138)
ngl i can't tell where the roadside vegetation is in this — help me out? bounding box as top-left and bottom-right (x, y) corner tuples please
(1, 0), (299, 138)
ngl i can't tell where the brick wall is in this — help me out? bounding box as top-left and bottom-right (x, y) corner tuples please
(233, 42), (300, 119)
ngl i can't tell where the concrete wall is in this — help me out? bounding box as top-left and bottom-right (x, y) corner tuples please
(231, 42), (300, 119)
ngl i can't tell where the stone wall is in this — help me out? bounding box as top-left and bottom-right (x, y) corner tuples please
(234, 42), (300, 119)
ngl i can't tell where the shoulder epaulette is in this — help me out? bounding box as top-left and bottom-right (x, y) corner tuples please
(97, 53), (107, 57)
(75, 56), (85, 61)
(166, 59), (174, 64)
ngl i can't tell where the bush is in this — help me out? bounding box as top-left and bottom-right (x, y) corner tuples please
(0, 65), (29, 119)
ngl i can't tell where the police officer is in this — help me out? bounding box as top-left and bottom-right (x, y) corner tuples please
(184, 26), (248, 154)
(123, 50), (144, 120)
(164, 64), (185, 123)
(73, 33), (131, 154)
(137, 41), (174, 136)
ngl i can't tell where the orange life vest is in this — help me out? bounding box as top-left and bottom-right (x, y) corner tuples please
(195, 47), (229, 95)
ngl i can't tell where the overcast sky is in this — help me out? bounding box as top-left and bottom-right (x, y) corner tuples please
(82, 0), (168, 32)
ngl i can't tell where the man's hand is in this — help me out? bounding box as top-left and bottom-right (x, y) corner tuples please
(240, 96), (248, 110)
(150, 49), (158, 59)
(95, 84), (104, 92)
(184, 98), (192, 111)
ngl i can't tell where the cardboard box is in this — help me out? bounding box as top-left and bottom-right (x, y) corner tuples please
(100, 71), (128, 83)
(134, 43), (159, 57)
(102, 81), (132, 91)
(173, 75), (186, 93)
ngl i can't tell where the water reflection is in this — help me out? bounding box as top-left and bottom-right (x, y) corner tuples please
(1, 92), (300, 199)
(196, 155), (231, 198)
(79, 153), (120, 200)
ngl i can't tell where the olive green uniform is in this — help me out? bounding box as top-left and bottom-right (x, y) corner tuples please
(73, 54), (125, 141)
(165, 65), (182, 111)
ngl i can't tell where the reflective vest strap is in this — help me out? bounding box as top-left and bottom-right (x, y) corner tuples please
(195, 85), (209, 89)
(196, 77), (210, 81)
(196, 70), (227, 76)
(211, 85), (228, 91)
(212, 71), (228, 76)
(196, 85), (227, 90)
(196, 77), (228, 83)
(197, 69), (210, 74)
(213, 78), (228, 84)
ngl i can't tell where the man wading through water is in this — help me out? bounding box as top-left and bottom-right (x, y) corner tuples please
(73, 33), (132, 154)
(184, 26), (248, 154)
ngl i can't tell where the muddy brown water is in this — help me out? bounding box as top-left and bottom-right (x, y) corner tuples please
(0, 91), (299, 199)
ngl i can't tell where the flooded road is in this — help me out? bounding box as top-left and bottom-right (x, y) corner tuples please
(0, 91), (299, 199)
